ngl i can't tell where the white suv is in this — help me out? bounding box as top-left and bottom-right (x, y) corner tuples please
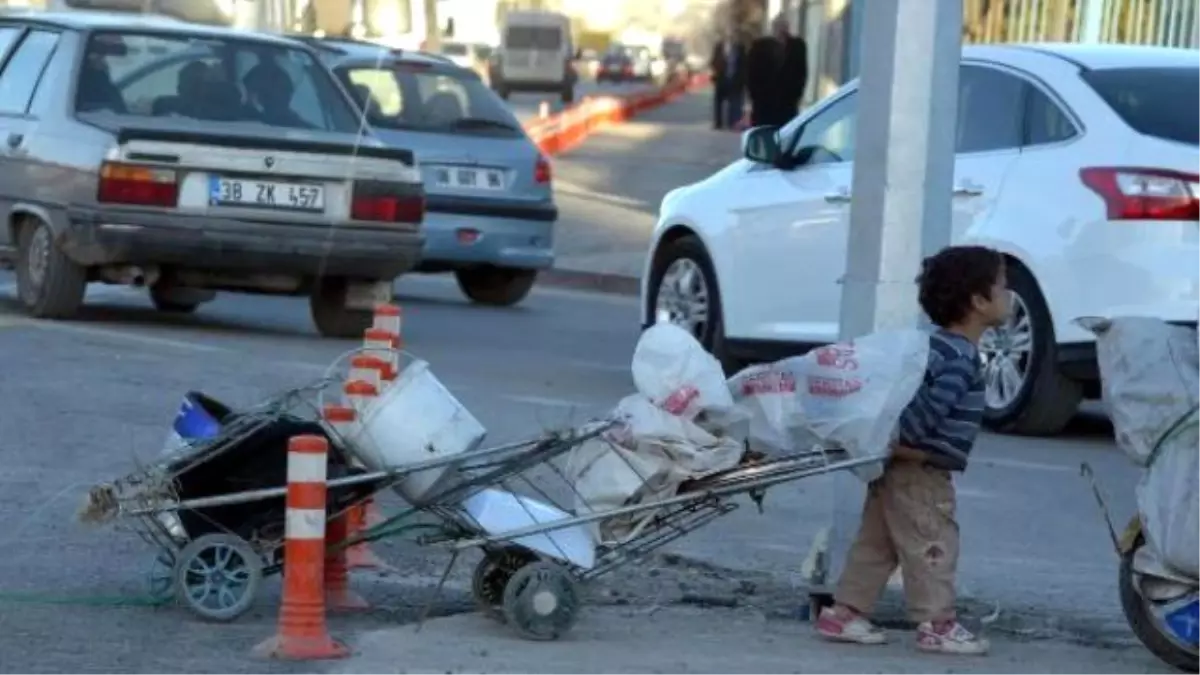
(640, 44), (1199, 436)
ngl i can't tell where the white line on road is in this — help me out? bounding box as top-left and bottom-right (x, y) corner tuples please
(976, 457), (1075, 473)
(30, 319), (228, 353)
(503, 394), (594, 409)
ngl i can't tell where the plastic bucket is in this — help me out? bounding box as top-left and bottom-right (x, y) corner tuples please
(347, 359), (486, 503)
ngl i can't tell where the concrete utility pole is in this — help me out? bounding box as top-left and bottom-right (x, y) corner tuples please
(812, 0), (963, 600)
(423, 0), (442, 52)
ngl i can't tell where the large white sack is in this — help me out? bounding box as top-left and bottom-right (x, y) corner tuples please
(568, 394), (745, 544)
(1089, 316), (1199, 466)
(1137, 407), (1199, 579)
(727, 329), (930, 482)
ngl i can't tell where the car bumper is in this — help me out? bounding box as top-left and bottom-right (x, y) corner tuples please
(417, 205), (555, 270)
(63, 206), (424, 280)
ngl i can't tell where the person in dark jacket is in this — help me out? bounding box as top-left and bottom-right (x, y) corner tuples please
(709, 31), (747, 130)
(746, 14), (808, 127)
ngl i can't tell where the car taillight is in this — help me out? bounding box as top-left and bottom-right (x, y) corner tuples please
(534, 155), (551, 184)
(98, 161), (178, 207)
(351, 187), (424, 224)
(1080, 167), (1200, 221)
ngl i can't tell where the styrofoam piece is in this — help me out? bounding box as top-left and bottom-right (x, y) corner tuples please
(461, 488), (595, 570)
(347, 360), (486, 503)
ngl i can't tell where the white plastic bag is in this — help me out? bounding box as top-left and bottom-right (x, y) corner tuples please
(567, 324), (745, 544)
(727, 329), (930, 482)
(631, 323), (735, 418)
(1137, 408), (1199, 579)
(1088, 316), (1200, 466)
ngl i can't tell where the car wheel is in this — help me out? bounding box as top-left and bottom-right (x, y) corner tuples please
(309, 278), (374, 339)
(456, 267), (537, 307)
(15, 218), (86, 319)
(646, 235), (741, 374)
(980, 262), (1082, 436)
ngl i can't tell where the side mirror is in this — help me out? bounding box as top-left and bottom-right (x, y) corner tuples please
(741, 125), (783, 165)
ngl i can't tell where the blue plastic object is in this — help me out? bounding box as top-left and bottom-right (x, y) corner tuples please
(1166, 598), (1199, 647)
(173, 393), (222, 442)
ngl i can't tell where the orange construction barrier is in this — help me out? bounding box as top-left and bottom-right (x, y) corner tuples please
(253, 435), (347, 660)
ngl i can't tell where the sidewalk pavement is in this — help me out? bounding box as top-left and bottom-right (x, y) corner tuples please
(334, 605), (1169, 674)
(551, 89), (739, 280)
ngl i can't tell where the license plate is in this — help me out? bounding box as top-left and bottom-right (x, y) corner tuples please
(208, 177), (325, 212)
(430, 166), (506, 191)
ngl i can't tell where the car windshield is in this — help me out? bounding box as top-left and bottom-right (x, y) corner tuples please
(77, 30), (363, 134)
(338, 62), (521, 136)
(1082, 66), (1199, 146)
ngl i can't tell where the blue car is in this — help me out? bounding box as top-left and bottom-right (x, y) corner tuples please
(303, 36), (556, 306)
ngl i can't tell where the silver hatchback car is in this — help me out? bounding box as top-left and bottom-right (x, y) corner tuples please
(0, 12), (425, 337)
(303, 37), (557, 307)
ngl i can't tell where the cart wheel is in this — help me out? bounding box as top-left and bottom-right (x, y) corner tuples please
(173, 533), (263, 623)
(147, 552), (176, 604)
(502, 561), (581, 641)
(473, 547), (538, 622)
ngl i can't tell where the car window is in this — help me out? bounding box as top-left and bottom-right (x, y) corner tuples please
(339, 64), (521, 136)
(957, 65), (1023, 153)
(0, 26), (21, 62)
(1081, 67), (1198, 146)
(0, 30), (59, 116)
(441, 42), (468, 56)
(505, 26), (563, 51)
(786, 91), (857, 166)
(1024, 85), (1077, 146)
(80, 30), (362, 134)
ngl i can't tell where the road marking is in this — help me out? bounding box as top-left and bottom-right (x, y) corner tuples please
(498, 394), (594, 410)
(29, 320), (228, 353)
(563, 358), (630, 374)
(977, 457), (1074, 473)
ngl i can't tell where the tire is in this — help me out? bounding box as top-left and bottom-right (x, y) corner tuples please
(455, 267), (537, 307)
(150, 287), (200, 314)
(645, 235), (741, 374)
(501, 561), (581, 641)
(981, 262), (1082, 436)
(309, 278), (374, 339)
(1119, 535), (1199, 672)
(473, 546), (539, 622)
(15, 218), (86, 319)
(173, 533), (263, 623)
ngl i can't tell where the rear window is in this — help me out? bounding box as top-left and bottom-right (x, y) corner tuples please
(1082, 67), (1199, 146)
(79, 30), (362, 134)
(505, 26), (563, 51)
(339, 63), (522, 136)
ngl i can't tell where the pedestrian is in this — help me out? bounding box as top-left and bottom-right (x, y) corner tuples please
(746, 13), (808, 126)
(709, 30), (746, 130)
(815, 245), (1008, 656)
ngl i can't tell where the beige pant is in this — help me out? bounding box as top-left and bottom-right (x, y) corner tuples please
(833, 460), (959, 623)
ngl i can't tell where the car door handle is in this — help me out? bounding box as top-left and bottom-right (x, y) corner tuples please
(953, 180), (983, 197)
(824, 188), (852, 204)
(5, 133), (22, 150)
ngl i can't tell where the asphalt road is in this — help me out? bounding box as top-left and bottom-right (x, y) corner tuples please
(0, 267), (1151, 673)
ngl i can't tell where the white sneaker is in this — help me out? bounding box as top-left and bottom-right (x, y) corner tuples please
(815, 608), (888, 645)
(916, 620), (990, 655)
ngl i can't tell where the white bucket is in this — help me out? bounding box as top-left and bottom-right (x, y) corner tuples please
(347, 359), (486, 503)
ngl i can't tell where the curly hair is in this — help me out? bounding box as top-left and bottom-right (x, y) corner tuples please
(917, 245), (1005, 328)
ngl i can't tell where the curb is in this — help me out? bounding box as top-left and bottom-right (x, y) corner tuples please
(536, 268), (641, 297)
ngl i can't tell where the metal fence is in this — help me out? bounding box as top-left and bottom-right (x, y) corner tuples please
(964, 0), (1199, 48)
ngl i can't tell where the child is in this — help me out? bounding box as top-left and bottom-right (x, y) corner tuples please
(815, 245), (1010, 655)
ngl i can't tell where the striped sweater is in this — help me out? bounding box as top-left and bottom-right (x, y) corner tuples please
(897, 329), (985, 472)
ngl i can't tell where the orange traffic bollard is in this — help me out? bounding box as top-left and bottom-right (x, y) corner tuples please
(253, 435), (347, 661)
(324, 511), (370, 610)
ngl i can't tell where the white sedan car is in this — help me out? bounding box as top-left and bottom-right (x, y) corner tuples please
(640, 43), (1199, 436)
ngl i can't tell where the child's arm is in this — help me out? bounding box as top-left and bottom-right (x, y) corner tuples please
(897, 356), (976, 449)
